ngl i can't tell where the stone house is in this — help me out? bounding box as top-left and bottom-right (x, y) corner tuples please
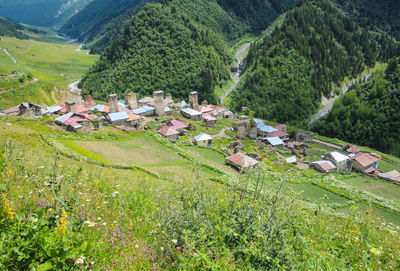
(158, 125), (179, 141)
(194, 133), (213, 147)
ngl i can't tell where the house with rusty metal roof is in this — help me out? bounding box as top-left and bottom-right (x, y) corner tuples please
(226, 152), (259, 172)
(158, 125), (179, 141)
(312, 160), (337, 173)
(350, 152), (381, 174)
(267, 130), (290, 141)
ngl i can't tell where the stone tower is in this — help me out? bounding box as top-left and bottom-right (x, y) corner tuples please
(237, 121), (246, 140)
(108, 94), (119, 113)
(189, 91), (198, 109)
(84, 95), (94, 108)
(65, 101), (76, 113)
(153, 90), (165, 116)
(125, 92), (137, 110)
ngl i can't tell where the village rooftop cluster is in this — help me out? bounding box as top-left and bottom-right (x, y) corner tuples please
(1, 91), (399, 182)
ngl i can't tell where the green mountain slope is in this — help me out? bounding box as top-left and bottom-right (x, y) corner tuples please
(231, 0), (399, 126)
(0, 17), (28, 39)
(0, 0), (94, 28)
(312, 58), (400, 156)
(59, 0), (152, 50)
(79, 2), (231, 104)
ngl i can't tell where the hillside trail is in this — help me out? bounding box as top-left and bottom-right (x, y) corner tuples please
(0, 47), (17, 64)
(309, 73), (373, 124)
(219, 42), (252, 105)
(68, 80), (82, 94)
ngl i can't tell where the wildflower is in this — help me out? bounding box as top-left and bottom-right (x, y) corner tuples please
(1, 194), (15, 220)
(160, 247), (164, 251)
(172, 239), (178, 244)
(75, 256), (85, 265)
(43, 182), (49, 186)
(32, 225), (37, 230)
(97, 217), (102, 221)
(193, 252), (198, 257)
(176, 246), (181, 251)
(32, 217), (38, 223)
(85, 221), (96, 227)
(102, 222), (107, 226)
(371, 247), (381, 255)
(57, 208), (69, 235)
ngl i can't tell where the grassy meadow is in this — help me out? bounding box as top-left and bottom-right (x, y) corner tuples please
(1, 117), (400, 270)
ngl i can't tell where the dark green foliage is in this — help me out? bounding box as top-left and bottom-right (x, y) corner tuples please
(232, 0), (399, 125)
(60, 0), (152, 53)
(334, 0), (400, 41)
(312, 58), (400, 156)
(80, 3), (231, 104)
(232, 49), (319, 126)
(0, 17), (28, 40)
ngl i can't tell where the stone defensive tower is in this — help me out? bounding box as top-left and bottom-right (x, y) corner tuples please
(108, 94), (119, 113)
(189, 91), (199, 109)
(65, 101), (76, 113)
(153, 90), (165, 116)
(84, 95), (94, 108)
(125, 92), (137, 110)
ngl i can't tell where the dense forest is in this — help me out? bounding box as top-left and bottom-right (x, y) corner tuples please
(79, 2), (231, 104)
(312, 58), (400, 156)
(61, 0), (296, 54)
(231, 0), (399, 126)
(0, 17), (28, 39)
(59, 0), (152, 54)
(334, 0), (400, 41)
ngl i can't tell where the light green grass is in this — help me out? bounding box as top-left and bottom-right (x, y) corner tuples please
(0, 36), (98, 89)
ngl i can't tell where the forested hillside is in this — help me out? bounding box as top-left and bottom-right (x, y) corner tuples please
(231, 0), (399, 126)
(0, 17), (28, 40)
(334, 0), (400, 40)
(79, 2), (231, 104)
(60, 0), (296, 53)
(59, 0), (152, 53)
(312, 58), (400, 156)
(0, 0), (94, 28)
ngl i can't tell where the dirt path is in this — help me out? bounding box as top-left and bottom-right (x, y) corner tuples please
(68, 80), (81, 94)
(1, 47), (17, 64)
(213, 127), (230, 139)
(219, 42), (252, 105)
(310, 73), (373, 124)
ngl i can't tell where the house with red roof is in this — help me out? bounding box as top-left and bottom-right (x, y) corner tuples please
(350, 152), (381, 174)
(169, 120), (188, 134)
(274, 124), (287, 132)
(55, 112), (94, 132)
(226, 152), (259, 172)
(312, 160), (337, 173)
(202, 113), (217, 127)
(4, 105), (20, 116)
(158, 125), (179, 141)
(267, 130), (290, 141)
(342, 144), (361, 154)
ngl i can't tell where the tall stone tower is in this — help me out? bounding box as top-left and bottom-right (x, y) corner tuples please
(125, 92), (137, 109)
(84, 95), (94, 108)
(153, 90), (165, 116)
(108, 94), (119, 113)
(189, 91), (198, 109)
(65, 101), (77, 113)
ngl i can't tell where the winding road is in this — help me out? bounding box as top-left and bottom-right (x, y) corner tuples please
(309, 73), (373, 124)
(68, 80), (82, 94)
(219, 42), (252, 105)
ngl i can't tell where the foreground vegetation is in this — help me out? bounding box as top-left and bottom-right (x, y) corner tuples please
(1, 118), (400, 270)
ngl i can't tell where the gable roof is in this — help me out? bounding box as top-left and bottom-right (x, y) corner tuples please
(196, 105), (214, 113)
(181, 108), (201, 116)
(4, 106), (20, 114)
(267, 130), (289, 138)
(127, 113), (141, 121)
(194, 133), (212, 142)
(109, 111), (129, 122)
(170, 120), (188, 130)
(263, 137), (285, 146)
(202, 113), (217, 121)
(46, 105), (63, 114)
(258, 122), (278, 133)
(274, 124), (287, 131)
(90, 104), (110, 113)
(226, 152), (259, 168)
(55, 112), (74, 124)
(158, 125), (179, 136)
(329, 151), (349, 163)
(132, 105), (155, 115)
(208, 104), (227, 112)
(313, 160), (336, 172)
(350, 152), (380, 168)
(59, 104), (89, 114)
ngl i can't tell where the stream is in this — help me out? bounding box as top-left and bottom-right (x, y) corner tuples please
(219, 42), (252, 105)
(1, 47), (17, 64)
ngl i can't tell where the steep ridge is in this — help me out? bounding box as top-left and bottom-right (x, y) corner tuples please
(79, 2), (232, 104)
(0, 17), (28, 39)
(231, 0), (399, 126)
(0, 0), (94, 28)
(312, 57), (400, 156)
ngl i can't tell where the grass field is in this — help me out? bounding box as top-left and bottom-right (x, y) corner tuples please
(0, 36), (98, 88)
(69, 134), (222, 180)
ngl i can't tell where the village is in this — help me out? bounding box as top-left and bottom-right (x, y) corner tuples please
(1, 90), (399, 184)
